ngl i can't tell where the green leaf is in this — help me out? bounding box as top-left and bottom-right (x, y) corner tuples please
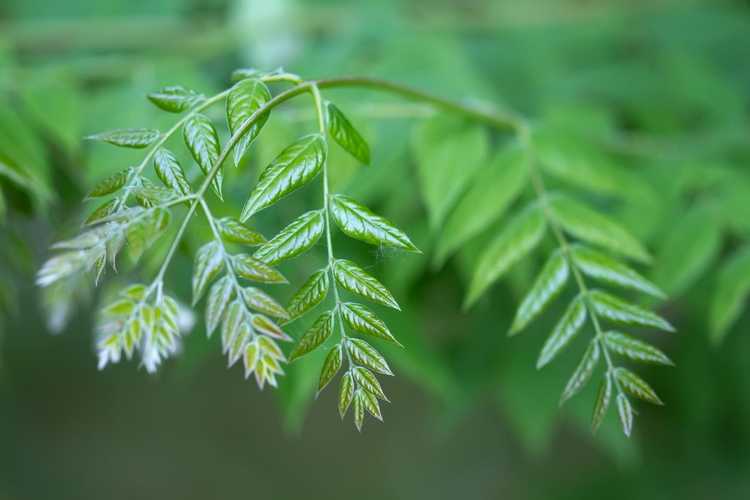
(327, 102), (370, 164)
(318, 344), (343, 392)
(126, 207), (171, 263)
(242, 287), (289, 320)
(241, 134), (326, 221)
(153, 148), (192, 197)
(412, 116), (489, 230)
(614, 367), (663, 405)
(571, 245), (664, 299)
(252, 314), (291, 342)
(549, 196), (651, 263)
(588, 290), (674, 332)
(206, 275), (234, 337)
(710, 245), (750, 344)
(537, 294), (587, 369)
(560, 339), (600, 404)
(147, 86), (203, 113)
(87, 129), (160, 149)
(592, 374), (612, 433)
(192, 241), (224, 305)
(360, 389), (383, 421)
(465, 203), (546, 308)
(232, 254), (287, 284)
(221, 298), (247, 355)
(253, 210), (324, 265)
(289, 311), (334, 361)
(352, 366), (388, 401)
(346, 337), (393, 376)
(183, 114), (223, 199)
(329, 195), (419, 252)
(333, 259), (399, 310)
(217, 218), (266, 246)
(85, 199), (118, 225)
(435, 146), (529, 266)
(340, 302), (401, 346)
(604, 331), (672, 365)
(353, 388), (365, 431)
(287, 270), (329, 320)
(616, 393), (633, 437)
(510, 249), (568, 335)
(87, 168), (130, 198)
(654, 204), (721, 296)
(226, 78), (271, 166)
(338, 371), (355, 418)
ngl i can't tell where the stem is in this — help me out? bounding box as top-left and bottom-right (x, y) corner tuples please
(311, 85), (353, 367)
(517, 124), (623, 395)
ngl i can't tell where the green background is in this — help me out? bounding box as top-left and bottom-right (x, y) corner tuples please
(1, 0), (750, 498)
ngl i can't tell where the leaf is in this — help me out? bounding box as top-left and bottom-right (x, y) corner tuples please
(327, 102), (370, 164)
(153, 148), (192, 197)
(340, 302), (401, 346)
(592, 374), (613, 433)
(710, 245), (750, 344)
(252, 314), (291, 341)
(87, 169), (130, 198)
(147, 86), (203, 113)
(226, 79), (272, 166)
(232, 254), (287, 284)
(126, 207), (171, 263)
(560, 339), (600, 405)
(333, 259), (399, 310)
(435, 146), (529, 265)
(614, 367), (663, 405)
(510, 249), (569, 335)
(353, 388), (365, 431)
(571, 245), (664, 299)
(604, 331), (672, 365)
(217, 218), (266, 246)
(241, 134), (326, 221)
(346, 338), (393, 376)
(329, 194), (419, 252)
(412, 116), (489, 230)
(616, 393), (634, 437)
(318, 344), (343, 392)
(549, 196), (651, 263)
(588, 290), (674, 332)
(183, 113), (223, 199)
(287, 270), (329, 319)
(465, 203), (546, 308)
(253, 210), (324, 265)
(654, 203), (721, 296)
(537, 294), (587, 369)
(192, 241), (224, 305)
(206, 275), (234, 337)
(242, 287), (289, 320)
(87, 129), (160, 149)
(289, 311), (334, 361)
(352, 366), (388, 401)
(338, 371), (355, 418)
(221, 299), (246, 354)
(85, 199), (118, 225)
(360, 389), (383, 421)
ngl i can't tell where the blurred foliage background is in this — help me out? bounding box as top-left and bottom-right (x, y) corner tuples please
(1, 0), (750, 498)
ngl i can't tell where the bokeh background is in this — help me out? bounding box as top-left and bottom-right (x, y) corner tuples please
(2, 0), (750, 498)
